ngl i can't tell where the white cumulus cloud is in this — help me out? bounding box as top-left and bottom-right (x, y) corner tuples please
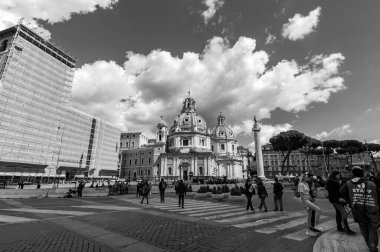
(0, 0), (117, 39)
(202, 0), (224, 25)
(282, 6), (321, 41)
(315, 124), (352, 140)
(70, 36), (345, 141)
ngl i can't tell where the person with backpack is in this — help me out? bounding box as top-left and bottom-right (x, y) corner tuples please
(340, 166), (379, 252)
(273, 177), (284, 211)
(257, 179), (268, 211)
(176, 180), (186, 208)
(298, 173), (323, 236)
(245, 178), (255, 213)
(159, 178), (167, 203)
(140, 180), (151, 204)
(326, 170), (355, 235)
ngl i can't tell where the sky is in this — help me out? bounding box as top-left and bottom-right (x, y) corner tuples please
(1, 0), (380, 150)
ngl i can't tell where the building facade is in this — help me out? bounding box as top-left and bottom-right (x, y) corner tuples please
(0, 23), (120, 181)
(120, 95), (244, 181)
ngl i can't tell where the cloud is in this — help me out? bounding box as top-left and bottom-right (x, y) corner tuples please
(370, 139), (380, 144)
(71, 36), (345, 143)
(264, 28), (276, 45)
(364, 105), (380, 116)
(315, 124), (352, 140)
(0, 0), (117, 39)
(202, 0), (224, 25)
(282, 6), (321, 41)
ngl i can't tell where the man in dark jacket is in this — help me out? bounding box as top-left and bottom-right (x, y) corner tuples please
(176, 180), (186, 208)
(326, 170), (355, 235)
(340, 166), (379, 252)
(159, 178), (167, 203)
(273, 177), (284, 211)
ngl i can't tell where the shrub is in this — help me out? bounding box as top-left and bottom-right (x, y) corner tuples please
(197, 186), (207, 193)
(240, 186), (246, 195)
(230, 186), (242, 196)
(212, 186), (217, 194)
(188, 185), (193, 192)
(224, 185), (230, 193)
(206, 185), (211, 192)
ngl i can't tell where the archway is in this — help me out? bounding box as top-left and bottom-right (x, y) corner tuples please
(179, 162), (190, 181)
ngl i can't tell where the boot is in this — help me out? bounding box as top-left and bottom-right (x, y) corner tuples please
(343, 219), (356, 235)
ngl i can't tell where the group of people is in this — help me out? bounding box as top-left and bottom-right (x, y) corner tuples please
(136, 180), (152, 204)
(298, 166), (379, 252)
(244, 177), (284, 213)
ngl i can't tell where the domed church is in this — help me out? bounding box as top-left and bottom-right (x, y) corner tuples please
(156, 94), (244, 181)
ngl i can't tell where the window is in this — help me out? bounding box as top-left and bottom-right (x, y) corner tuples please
(159, 134), (162, 141)
(149, 157), (151, 163)
(211, 145), (214, 151)
(199, 167), (203, 175)
(0, 40), (8, 52)
(140, 170), (143, 176)
(168, 167), (172, 175)
(134, 159), (137, 165)
(120, 142), (123, 148)
(123, 160), (126, 166)
(128, 171), (131, 177)
(232, 145), (234, 151)
(221, 144), (225, 151)
(132, 142), (135, 148)
(147, 170), (150, 176)
(183, 139), (189, 146)
(141, 158), (144, 164)
(126, 142), (129, 148)
(129, 159), (132, 165)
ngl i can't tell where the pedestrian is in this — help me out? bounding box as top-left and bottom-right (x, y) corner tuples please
(136, 181), (141, 198)
(159, 178), (167, 203)
(77, 181), (84, 197)
(326, 170), (355, 235)
(244, 178), (255, 213)
(257, 179), (268, 211)
(340, 166), (379, 252)
(176, 180), (186, 208)
(306, 173), (317, 229)
(140, 180), (151, 204)
(298, 173), (323, 236)
(37, 181), (41, 189)
(273, 177), (283, 211)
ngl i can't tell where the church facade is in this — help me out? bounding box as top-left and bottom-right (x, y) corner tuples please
(120, 95), (245, 181)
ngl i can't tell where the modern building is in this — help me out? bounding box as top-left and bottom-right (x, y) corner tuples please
(120, 94), (245, 181)
(0, 22), (120, 181)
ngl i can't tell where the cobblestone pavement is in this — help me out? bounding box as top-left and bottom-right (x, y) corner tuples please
(0, 191), (371, 252)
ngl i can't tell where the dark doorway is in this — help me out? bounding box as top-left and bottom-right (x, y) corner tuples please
(183, 170), (188, 181)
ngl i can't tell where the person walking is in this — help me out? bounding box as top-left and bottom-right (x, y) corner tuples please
(340, 166), (379, 252)
(298, 173), (323, 236)
(77, 181), (84, 197)
(273, 177), (284, 211)
(159, 178), (167, 203)
(140, 180), (151, 204)
(326, 171), (355, 235)
(176, 180), (186, 208)
(245, 178), (255, 213)
(257, 179), (268, 211)
(136, 181), (141, 198)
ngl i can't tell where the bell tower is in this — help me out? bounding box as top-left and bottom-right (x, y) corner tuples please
(156, 115), (168, 143)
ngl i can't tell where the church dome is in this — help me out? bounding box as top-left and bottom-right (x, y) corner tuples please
(169, 94), (207, 133)
(211, 112), (236, 140)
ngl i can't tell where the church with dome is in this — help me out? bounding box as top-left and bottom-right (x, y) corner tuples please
(120, 94), (245, 181)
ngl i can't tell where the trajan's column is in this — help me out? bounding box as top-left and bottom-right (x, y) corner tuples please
(252, 116), (265, 178)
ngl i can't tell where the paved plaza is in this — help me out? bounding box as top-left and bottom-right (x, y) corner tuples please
(0, 191), (373, 252)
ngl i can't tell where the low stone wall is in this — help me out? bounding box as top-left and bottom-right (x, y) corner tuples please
(0, 187), (109, 199)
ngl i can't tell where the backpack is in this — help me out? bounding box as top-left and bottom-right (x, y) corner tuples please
(159, 181), (167, 190)
(143, 184), (151, 195)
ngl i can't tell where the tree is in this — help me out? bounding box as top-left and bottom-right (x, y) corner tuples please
(322, 140), (341, 176)
(269, 130), (308, 174)
(336, 140), (363, 166)
(300, 137), (321, 173)
(364, 143), (380, 173)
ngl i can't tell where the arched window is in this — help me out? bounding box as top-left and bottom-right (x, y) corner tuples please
(211, 145), (214, 151)
(221, 144), (225, 151)
(0, 40), (8, 52)
(168, 167), (172, 175)
(159, 134), (162, 141)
